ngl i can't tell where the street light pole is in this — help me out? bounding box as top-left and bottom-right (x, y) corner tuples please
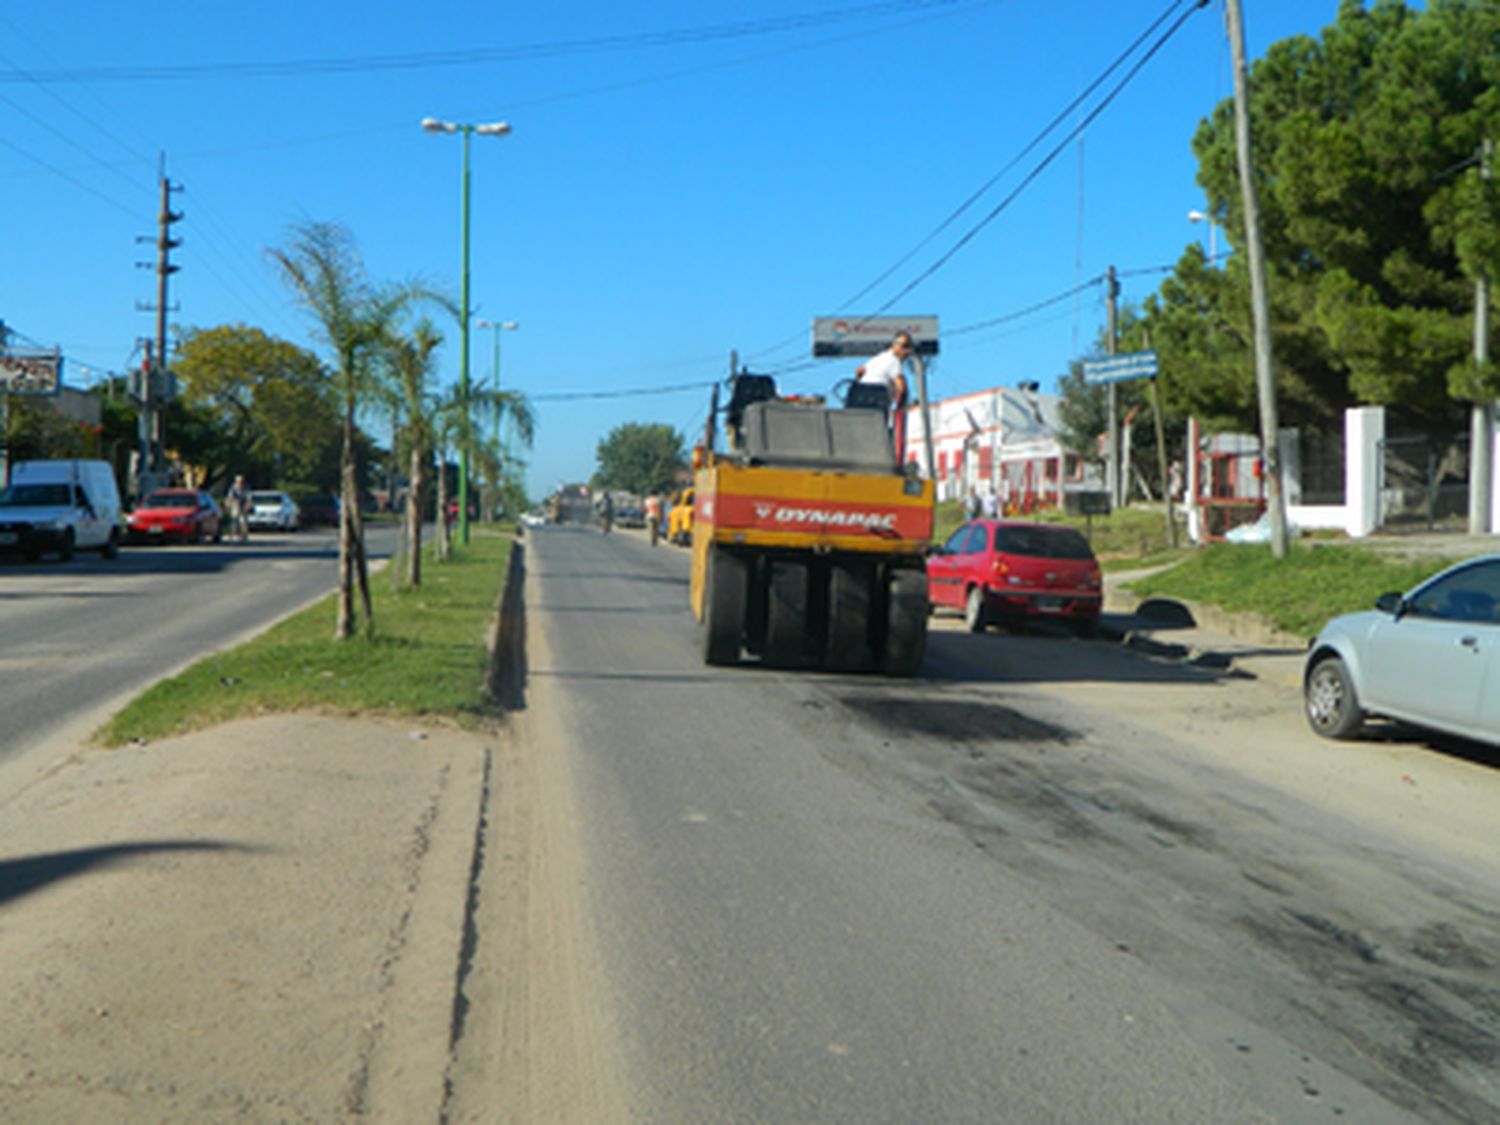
(476, 318), (518, 519)
(422, 116), (511, 546)
(1188, 208), (1218, 261)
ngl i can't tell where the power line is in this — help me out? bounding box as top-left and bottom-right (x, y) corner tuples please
(0, 1), (975, 84)
(832, 0), (1192, 314)
(532, 380), (718, 403)
(861, 0), (1209, 320)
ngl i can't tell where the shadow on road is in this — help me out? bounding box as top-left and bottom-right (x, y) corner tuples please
(0, 529), (397, 584)
(0, 840), (255, 908)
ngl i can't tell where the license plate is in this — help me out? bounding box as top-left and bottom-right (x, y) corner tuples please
(150, 526), (164, 534)
(0, 533), (15, 545)
(1036, 597), (1063, 613)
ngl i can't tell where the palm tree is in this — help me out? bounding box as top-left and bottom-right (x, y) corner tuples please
(385, 320), (443, 588)
(470, 384), (536, 521)
(267, 220), (430, 638)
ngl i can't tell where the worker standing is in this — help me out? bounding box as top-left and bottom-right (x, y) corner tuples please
(645, 491), (664, 547)
(854, 330), (913, 454)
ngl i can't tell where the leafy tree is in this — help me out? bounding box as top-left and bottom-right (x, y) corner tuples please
(1149, 0), (1500, 432)
(173, 324), (340, 491)
(3, 397), (97, 462)
(594, 422), (686, 496)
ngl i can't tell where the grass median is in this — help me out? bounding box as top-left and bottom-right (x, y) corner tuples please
(98, 530), (516, 747)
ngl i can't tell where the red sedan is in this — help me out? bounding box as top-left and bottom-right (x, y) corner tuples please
(127, 489), (223, 544)
(927, 519), (1102, 633)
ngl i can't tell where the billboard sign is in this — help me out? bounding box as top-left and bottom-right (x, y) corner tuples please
(1083, 350), (1158, 385)
(0, 349), (62, 396)
(812, 316), (939, 358)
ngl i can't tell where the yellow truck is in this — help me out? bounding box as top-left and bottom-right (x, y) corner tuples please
(690, 374), (933, 675)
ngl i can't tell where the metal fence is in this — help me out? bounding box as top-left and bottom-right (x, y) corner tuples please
(1378, 432), (1470, 531)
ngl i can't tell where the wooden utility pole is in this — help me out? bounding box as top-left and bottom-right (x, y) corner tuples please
(1225, 0), (1290, 558)
(1469, 138), (1493, 536)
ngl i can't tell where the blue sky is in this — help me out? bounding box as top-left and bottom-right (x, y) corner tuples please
(2, 1), (1349, 497)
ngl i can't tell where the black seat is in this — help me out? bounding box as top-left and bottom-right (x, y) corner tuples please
(844, 382), (890, 412)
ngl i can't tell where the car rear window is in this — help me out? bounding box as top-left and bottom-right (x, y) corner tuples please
(993, 526), (1095, 560)
(252, 492), (284, 503)
(145, 491), (197, 507)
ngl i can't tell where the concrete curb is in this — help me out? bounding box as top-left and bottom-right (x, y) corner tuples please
(485, 537), (527, 710)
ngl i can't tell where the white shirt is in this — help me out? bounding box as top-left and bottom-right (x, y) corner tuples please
(857, 348), (905, 399)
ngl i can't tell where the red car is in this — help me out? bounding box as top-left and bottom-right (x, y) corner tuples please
(927, 519), (1102, 633)
(127, 489), (223, 544)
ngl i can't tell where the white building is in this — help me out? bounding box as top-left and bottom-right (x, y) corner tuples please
(901, 385), (1081, 509)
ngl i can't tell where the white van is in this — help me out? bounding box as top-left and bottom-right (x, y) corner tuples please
(0, 460), (124, 561)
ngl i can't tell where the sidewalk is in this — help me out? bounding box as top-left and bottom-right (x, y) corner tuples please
(0, 715), (491, 1123)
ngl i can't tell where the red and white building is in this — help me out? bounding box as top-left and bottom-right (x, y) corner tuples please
(901, 385), (1083, 511)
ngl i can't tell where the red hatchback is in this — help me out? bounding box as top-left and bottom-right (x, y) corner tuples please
(127, 489), (223, 544)
(927, 519), (1102, 633)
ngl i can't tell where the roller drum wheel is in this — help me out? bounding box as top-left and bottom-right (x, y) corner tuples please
(881, 568), (928, 677)
(826, 561), (875, 672)
(764, 560), (812, 668)
(702, 546), (748, 666)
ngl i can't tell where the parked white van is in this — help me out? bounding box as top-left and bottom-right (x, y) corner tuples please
(0, 460), (124, 561)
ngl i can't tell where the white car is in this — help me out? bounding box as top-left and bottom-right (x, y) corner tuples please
(1304, 553), (1500, 747)
(0, 460), (124, 561)
(247, 490), (300, 532)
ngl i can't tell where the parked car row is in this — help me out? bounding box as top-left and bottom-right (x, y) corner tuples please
(0, 460), (343, 563)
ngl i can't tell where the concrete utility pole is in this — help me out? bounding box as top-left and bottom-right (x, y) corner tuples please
(1105, 265), (1120, 509)
(1225, 0), (1290, 558)
(136, 171), (182, 494)
(1469, 138), (1494, 536)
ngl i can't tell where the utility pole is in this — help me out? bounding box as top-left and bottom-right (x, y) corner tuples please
(136, 167), (182, 496)
(1469, 138), (1494, 536)
(1105, 265), (1120, 509)
(0, 320), (9, 485)
(1225, 0), (1290, 558)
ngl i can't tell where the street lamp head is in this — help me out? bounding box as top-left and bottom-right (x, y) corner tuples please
(475, 122), (512, 137)
(421, 117), (455, 133)
(1188, 209), (1210, 224)
(501, 321), (519, 330)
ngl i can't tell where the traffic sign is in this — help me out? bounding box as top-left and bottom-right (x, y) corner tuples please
(1083, 350), (1158, 385)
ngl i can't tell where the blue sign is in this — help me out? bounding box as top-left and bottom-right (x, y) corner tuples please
(1083, 350), (1158, 385)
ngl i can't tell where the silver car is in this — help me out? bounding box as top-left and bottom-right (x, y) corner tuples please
(1304, 554), (1500, 747)
(247, 490), (300, 532)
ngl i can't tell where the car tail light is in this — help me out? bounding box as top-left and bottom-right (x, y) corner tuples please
(1083, 569), (1101, 590)
(991, 559), (1009, 578)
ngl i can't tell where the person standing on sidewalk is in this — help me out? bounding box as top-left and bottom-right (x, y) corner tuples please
(226, 474), (250, 543)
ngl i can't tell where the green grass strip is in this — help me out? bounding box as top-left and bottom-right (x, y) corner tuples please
(98, 531), (515, 747)
(1127, 542), (1462, 639)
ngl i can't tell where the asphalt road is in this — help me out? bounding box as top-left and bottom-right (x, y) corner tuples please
(516, 524), (1500, 1123)
(0, 524), (401, 758)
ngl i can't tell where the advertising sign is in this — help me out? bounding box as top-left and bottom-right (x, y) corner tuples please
(812, 316), (939, 358)
(0, 350), (62, 396)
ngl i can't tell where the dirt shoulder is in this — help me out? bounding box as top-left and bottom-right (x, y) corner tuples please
(0, 715), (490, 1123)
